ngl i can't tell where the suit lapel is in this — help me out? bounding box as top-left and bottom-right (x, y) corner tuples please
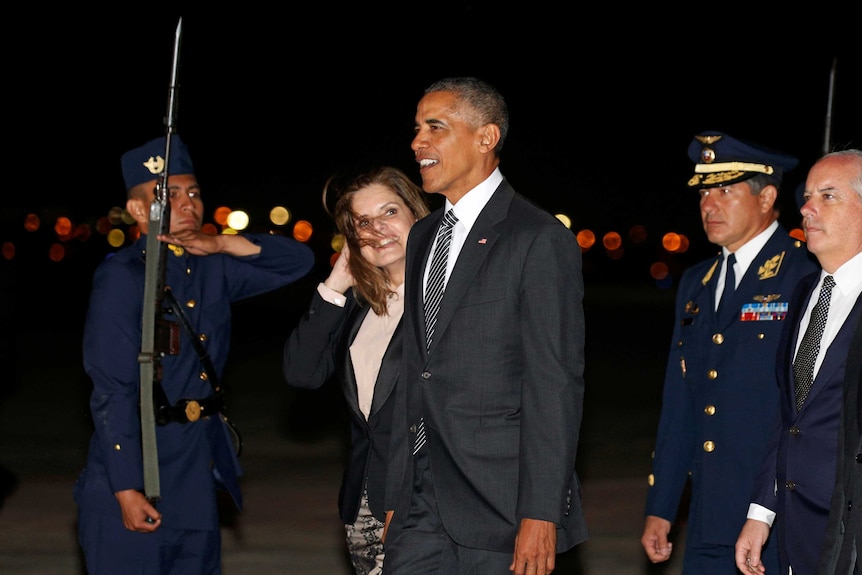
(802, 293), (862, 411)
(428, 182), (512, 352)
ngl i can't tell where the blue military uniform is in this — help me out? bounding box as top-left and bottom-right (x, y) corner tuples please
(74, 136), (315, 573)
(645, 132), (819, 574)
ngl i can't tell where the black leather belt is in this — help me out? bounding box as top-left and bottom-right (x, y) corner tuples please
(155, 393), (224, 426)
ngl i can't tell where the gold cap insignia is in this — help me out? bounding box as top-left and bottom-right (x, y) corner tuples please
(695, 135), (723, 145)
(142, 155), (166, 176)
(184, 400), (201, 422)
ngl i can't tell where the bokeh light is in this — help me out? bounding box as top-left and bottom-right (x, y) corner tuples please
(662, 232), (682, 253)
(602, 231), (622, 251)
(650, 261), (669, 280)
(226, 210), (249, 231)
(293, 220), (313, 242)
(24, 213), (40, 232)
(108, 229), (126, 248)
(576, 229), (596, 251)
(48, 243), (65, 262)
(555, 213), (572, 228)
(331, 233), (345, 252)
(2, 242), (15, 260)
(270, 206), (291, 226)
(629, 224), (648, 244)
(214, 206), (231, 226)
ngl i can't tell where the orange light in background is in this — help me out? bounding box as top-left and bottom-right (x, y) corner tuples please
(662, 232), (682, 253)
(201, 223), (218, 235)
(75, 223), (92, 241)
(293, 220), (313, 242)
(54, 217), (74, 241)
(576, 229), (596, 250)
(606, 247), (625, 260)
(128, 225), (141, 243)
(650, 261), (669, 280)
(121, 210), (135, 225)
(24, 213), (40, 232)
(555, 213), (572, 229)
(330, 252), (341, 267)
(676, 234), (690, 253)
(602, 231), (622, 251)
(97, 216), (112, 235)
(790, 228), (805, 242)
(629, 224), (647, 244)
(214, 206), (231, 226)
(48, 243), (65, 262)
(2, 242), (15, 260)
(270, 206), (291, 226)
(108, 229), (126, 247)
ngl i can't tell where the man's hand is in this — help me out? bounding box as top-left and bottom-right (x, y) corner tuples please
(158, 230), (261, 257)
(115, 489), (161, 532)
(641, 515), (673, 563)
(735, 518), (770, 573)
(510, 518), (556, 575)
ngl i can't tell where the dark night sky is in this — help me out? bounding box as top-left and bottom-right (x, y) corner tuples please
(5, 6), (861, 272)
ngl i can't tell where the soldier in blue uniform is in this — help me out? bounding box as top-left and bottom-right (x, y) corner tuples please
(641, 132), (819, 574)
(74, 135), (315, 574)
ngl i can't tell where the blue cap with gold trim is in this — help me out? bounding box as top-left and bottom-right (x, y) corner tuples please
(121, 135), (195, 191)
(686, 131), (798, 189)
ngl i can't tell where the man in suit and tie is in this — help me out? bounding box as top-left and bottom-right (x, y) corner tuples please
(382, 77), (589, 575)
(736, 149), (862, 575)
(642, 132), (818, 574)
(819, 311), (861, 575)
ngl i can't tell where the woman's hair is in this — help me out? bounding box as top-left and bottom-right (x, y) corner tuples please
(326, 166), (429, 315)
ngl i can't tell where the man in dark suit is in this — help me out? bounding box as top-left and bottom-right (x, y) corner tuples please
(819, 311), (862, 575)
(642, 132), (818, 574)
(383, 77), (589, 575)
(736, 149), (862, 575)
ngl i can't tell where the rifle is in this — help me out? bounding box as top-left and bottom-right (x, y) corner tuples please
(138, 17), (183, 504)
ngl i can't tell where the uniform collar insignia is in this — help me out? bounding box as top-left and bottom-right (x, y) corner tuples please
(758, 251), (785, 280)
(701, 256), (720, 285)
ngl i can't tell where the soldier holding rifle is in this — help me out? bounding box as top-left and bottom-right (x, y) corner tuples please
(73, 134), (314, 573)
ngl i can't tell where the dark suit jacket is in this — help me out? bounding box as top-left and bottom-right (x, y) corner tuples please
(818, 312), (862, 575)
(283, 289), (400, 524)
(386, 178), (589, 553)
(646, 227), (818, 548)
(752, 271), (862, 574)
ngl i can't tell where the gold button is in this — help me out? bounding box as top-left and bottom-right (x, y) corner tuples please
(114, 444), (121, 451)
(200, 371), (208, 381)
(708, 369), (718, 380)
(199, 333), (208, 342)
(185, 400), (201, 422)
(757, 333), (765, 340)
(712, 333), (724, 344)
(703, 441), (715, 452)
(186, 299), (196, 308)
(186, 267), (192, 275)
(648, 473), (655, 486)
(704, 405), (716, 416)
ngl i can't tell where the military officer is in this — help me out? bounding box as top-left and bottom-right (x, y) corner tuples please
(641, 131), (819, 574)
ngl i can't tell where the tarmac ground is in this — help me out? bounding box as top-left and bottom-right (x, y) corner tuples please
(0, 281), (687, 574)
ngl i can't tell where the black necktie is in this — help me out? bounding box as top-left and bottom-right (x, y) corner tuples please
(415, 210), (458, 456)
(793, 275), (836, 411)
(718, 252), (736, 315)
